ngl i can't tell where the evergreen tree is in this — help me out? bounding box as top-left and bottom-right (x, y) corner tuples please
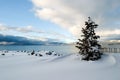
(76, 17), (102, 61)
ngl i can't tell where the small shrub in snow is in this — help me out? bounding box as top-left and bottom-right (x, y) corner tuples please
(31, 50), (35, 55)
(46, 51), (52, 55)
(39, 54), (43, 57)
(35, 54), (37, 56)
(58, 54), (61, 56)
(34, 53), (43, 57)
(24, 50), (26, 52)
(54, 53), (57, 56)
(1, 53), (5, 56)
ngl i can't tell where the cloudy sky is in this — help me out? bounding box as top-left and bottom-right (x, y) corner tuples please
(0, 0), (120, 44)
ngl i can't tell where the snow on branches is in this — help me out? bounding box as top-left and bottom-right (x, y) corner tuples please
(76, 17), (102, 61)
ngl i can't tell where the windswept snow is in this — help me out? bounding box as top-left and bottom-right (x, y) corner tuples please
(0, 51), (120, 80)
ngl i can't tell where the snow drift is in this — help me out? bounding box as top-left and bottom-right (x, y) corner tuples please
(0, 50), (120, 80)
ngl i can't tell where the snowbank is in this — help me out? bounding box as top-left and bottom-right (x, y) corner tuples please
(0, 51), (120, 80)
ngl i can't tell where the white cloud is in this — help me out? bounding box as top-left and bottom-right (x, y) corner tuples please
(31, 0), (120, 39)
(0, 24), (8, 31)
(0, 24), (41, 33)
(16, 26), (33, 33)
(0, 23), (73, 42)
(97, 29), (120, 37)
(0, 41), (15, 45)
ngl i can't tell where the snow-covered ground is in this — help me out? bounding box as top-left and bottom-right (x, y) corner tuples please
(0, 50), (120, 80)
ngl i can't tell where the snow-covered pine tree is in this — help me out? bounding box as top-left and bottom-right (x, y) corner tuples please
(76, 17), (102, 61)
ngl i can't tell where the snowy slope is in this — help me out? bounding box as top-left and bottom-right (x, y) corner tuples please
(0, 51), (120, 80)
